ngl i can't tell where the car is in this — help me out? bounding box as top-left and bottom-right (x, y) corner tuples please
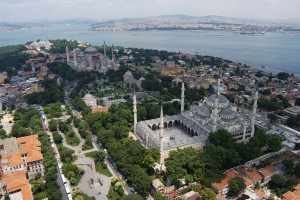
(130, 188), (136, 193)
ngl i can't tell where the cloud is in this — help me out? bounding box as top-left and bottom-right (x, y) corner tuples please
(0, 0), (300, 22)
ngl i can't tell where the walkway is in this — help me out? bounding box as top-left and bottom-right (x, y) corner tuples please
(56, 119), (111, 199)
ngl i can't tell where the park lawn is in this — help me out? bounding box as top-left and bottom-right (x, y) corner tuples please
(95, 161), (112, 177)
(82, 193), (96, 200)
(65, 134), (80, 147)
(107, 185), (121, 200)
(56, 143), (74, 155)
(33, 191), (47, 200)
(82, 141), (94, 151)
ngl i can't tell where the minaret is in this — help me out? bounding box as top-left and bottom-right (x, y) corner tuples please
(159, 104), (164, 169)
(251, 90), (258, 137)
(103, 41), (106, 57)
(133, 88), (137, 135)
(73, 49), (77, 69)
(66, 46), (70, 64)
(181, 74), (185, 113)
(212, 97), (218, 132)
(217, 78), (220, 95)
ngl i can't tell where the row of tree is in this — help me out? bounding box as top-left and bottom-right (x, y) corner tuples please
(12, 107), (62, 199)
(26, 79), (64, 105)
(165, 129), (282, 188)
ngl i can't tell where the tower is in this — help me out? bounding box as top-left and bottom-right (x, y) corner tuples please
(66, 46), (70, 64)
(73, 49), (77, 69)
(251, 90), (258, 137)
(181, 74), (185, 113)
(103, 41), (106, 57)
(212, 97), (218, 132)
(133, 88), (137, 135)
(111, 45), (115, 65)
(217, 78), (220, 95)
(159, 103), (164, 168)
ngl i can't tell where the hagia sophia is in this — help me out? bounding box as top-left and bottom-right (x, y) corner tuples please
(66, 42), (120, 73)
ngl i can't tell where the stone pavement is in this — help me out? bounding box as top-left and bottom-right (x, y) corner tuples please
(76, 156), (111, 200)
(56, 120), (112, 199)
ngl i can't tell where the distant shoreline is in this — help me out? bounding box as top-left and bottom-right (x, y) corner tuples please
(0, 24), (299, 78)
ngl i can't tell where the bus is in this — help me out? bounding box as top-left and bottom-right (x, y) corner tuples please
(64, 184), (70, 194)
(67, 194), (73, 200)
(61, 174), (67, 184)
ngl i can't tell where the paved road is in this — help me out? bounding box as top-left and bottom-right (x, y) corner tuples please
(39, 107), (68, 200)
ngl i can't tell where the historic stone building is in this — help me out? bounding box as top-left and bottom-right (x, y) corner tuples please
(133, 78), (258, 166)
(66, 42), (120, 72)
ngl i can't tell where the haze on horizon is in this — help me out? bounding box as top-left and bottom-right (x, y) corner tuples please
(0, 0), (299, 22)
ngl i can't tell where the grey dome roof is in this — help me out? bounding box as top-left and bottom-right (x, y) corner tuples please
(207, 94), (229, 104)
(84, 46), (98, 53)
(197, 106), (211, 117)
(219, 107), (235, 118)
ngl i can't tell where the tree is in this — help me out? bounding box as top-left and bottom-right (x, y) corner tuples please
(296, 98), (300, 106)
(185, 174), (193, 185)
(154, 193), (168, 200)
(267, 113), (279, 124)
(268, 135), (282, 152)
(67, 171), (75, 179)
(50, 102), (63, 117)
(209, 129), (234, 149)
(282, 160), (295, 174)
(53, 133), (63, 143)
(49, 119), (58, 131)
(122, 194), (143, 200)
(62, 163), (78, 175)
(254, 129), (270, 147)
(200, 187), (217, 200)
(277, 72), (290, 80)
(70, 177), (76, 186)
(270, 174), (286, 188)
(294, 163), (300, 177)
(0, 128), (6, 139)
(228, 177), (246, 197)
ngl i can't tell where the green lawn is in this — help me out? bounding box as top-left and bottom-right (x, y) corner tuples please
(65, 134), (80, 146)
(82, 141), (94, 151)
(56, 143), (74, 155)
(82, 193), (96, 200)
(107, 185), (121, 200)
(95, 161), (112, 177)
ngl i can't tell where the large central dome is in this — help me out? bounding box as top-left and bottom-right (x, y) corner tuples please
(84, 46), (98, 53)
(208, 94), (229, 103)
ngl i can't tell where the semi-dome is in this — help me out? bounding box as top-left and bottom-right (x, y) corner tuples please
(219, 107), (235, 119)
(197, 106), (211, 117)
(84, 46), (98, 53)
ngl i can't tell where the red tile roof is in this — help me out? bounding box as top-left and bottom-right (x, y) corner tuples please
(91, 107), (109, 113)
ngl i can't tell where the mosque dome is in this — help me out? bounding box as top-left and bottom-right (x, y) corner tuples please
(84, 46), (98, 53)
(197, 106), (211, 117)
(219, 107), (236, 119)
(206, 94), (229, 108)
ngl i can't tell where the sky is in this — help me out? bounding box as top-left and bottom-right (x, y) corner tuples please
(0, 0), (299, 22)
